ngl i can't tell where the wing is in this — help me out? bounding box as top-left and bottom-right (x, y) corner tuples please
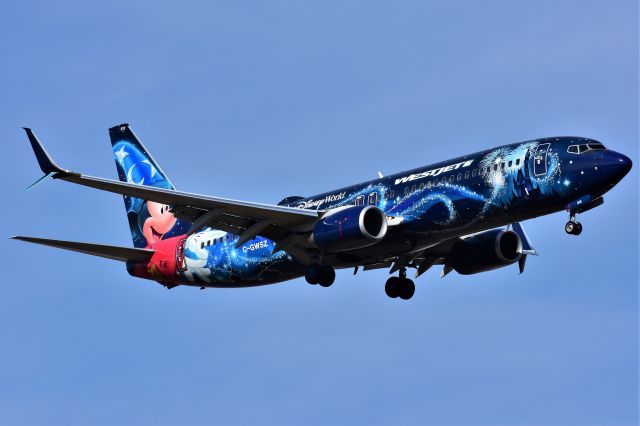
(23, 128), (320, 261)
(385, 222), (538, 278)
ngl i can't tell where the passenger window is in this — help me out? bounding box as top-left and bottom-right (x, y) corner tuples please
(472, 169), (477, 177)
(493, 164), (498, 171)
(465, 171), (470, 179)
(426, 181), (432, 189)
(201, 242), (205, 249)
(501, 163), (505, 170)
(411, 185), (416, 193)
(508, 160), (513, 167)
(404, 186), (410, 195)
(516, 158), (521, 165)
(441, 177), (447, 185)
(207, 240), (210, 246)
(449, 175), (454, 183)
(457, 173), (462, 181)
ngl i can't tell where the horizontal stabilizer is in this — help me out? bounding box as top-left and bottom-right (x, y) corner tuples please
(11, 236), (154, 262)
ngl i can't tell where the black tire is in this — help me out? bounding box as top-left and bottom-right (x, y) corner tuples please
(319, 266), (335, 287)
(573, 222), (583, 235)
(398, 278), (415, 300)
(385, 277), (400, 298)
(305, 263), (321, 285)
(565, 221), (575, 234)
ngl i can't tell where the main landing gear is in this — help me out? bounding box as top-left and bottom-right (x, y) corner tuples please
(305, 263), (336, 287)
(565, 213), (583, 236)
(385, 269), (415, 300)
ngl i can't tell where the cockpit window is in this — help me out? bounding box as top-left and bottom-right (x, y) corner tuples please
(567, 142), (607, 154)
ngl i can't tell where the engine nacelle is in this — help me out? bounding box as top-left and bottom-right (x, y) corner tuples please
(311, 205), (387, 252)
(449, 229), (522, 275)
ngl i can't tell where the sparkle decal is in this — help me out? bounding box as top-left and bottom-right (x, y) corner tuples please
(477, 141), (564, 214)
(382, 183), (489, 233)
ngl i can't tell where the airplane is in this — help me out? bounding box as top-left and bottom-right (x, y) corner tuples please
(12, 124), (632, 300)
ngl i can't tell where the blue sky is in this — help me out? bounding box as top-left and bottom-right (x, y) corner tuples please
(1, 1), (637, 425)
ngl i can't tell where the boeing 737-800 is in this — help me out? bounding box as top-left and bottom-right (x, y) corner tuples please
(13, 124), (632, 300)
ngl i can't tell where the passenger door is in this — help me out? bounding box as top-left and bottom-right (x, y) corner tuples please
(176, 238), (187, 272)
(533, 143), (550, 176)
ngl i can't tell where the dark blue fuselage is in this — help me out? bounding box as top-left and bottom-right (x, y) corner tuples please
(178, 137), (631, 287)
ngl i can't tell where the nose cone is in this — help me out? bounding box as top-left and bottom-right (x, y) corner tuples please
(601, 150), (632, 186)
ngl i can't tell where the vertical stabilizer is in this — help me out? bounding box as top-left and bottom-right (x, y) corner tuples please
(109, 124), (187, 248)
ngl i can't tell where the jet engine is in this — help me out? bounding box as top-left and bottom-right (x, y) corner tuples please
(448, 229), (522, 275)
(311, 205), (387, 252)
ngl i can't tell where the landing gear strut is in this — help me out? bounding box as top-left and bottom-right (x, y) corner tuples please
(384, 268), (415, 300)
(565, 213), (582, 236)
(305, 263), (335, 287)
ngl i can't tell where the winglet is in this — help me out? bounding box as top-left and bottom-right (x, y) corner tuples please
(22, 128), (65, 175)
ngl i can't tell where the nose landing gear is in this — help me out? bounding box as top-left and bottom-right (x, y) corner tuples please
(384, 268), (415, 300)
(565, 221), (582, 235)
(565, 213), (582, 236)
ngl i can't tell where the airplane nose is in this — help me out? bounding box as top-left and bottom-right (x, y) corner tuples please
(601, 150), (632, 184)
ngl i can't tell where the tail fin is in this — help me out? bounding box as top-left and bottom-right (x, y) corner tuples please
(109, 124), (184, 248)
(109, 124), (175, 189)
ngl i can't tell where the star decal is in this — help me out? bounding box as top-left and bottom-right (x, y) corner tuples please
(114, 145), (129, 167)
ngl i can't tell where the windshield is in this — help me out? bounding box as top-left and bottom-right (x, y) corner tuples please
(567, 142), (607, 154)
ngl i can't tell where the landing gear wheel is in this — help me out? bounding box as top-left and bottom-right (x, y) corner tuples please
(573, 222), (582, 235)
(305, 263), (321, 285)
(318, 266), (335, 287)
(565, 221), (582, 235)
(398, 278), (415, 300)
(385, 277), (400, 298)
(565, 221), (575, 234)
